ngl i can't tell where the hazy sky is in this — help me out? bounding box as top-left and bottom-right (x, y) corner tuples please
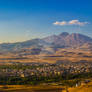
(0, 0), (92, 43)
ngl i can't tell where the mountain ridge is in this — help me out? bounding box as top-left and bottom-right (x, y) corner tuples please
(0, 32), (92, 54)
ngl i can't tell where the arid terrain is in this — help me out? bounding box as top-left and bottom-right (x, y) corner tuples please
(0, 32), (92, 64)
(0, 81), (92, 92)
(0, 47), (92, 64)
(0, 33), (92, 92)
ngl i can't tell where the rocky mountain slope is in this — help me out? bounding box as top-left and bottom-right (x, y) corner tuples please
(0, 32), (92, 55)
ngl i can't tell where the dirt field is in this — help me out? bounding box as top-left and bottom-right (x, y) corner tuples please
(0, 85), (64, 92)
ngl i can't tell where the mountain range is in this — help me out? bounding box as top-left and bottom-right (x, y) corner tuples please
(0, 32), (92, 55)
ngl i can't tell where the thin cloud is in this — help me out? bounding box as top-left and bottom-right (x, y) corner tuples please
(53, 20), (88, 26)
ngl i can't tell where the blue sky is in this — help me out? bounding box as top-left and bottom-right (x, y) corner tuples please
(0, 0), (92, 43)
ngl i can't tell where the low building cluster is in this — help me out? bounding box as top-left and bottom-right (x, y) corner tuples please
(0, 62), (92, 78)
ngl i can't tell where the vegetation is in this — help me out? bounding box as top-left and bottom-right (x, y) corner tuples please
(0, 62), (92, 87)
(0, 72), (92, 86)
